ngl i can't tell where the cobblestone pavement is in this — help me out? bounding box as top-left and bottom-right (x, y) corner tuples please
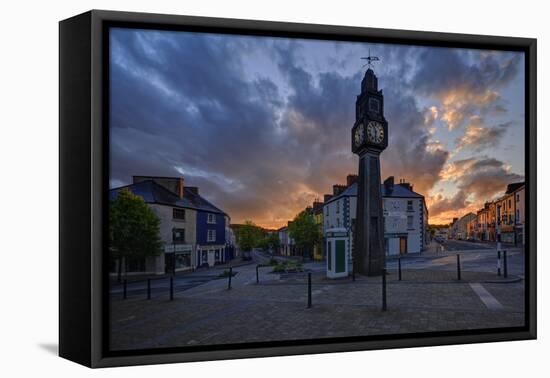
(109, 260), (526, 351)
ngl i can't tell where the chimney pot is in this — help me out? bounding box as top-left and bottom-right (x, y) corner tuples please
(178, 177), (185, 199)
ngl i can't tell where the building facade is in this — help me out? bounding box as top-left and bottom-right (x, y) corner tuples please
(109, 176), (233, 276)
(323, 176), (428, 273)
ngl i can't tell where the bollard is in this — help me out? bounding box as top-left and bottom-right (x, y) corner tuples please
(382, 268), (387, 311)
(307, 272), (312, 308)
(256, 265), (259, 284)
(497, 250), (501, 276)
(456, 254), (461, 281)
(169, 276), (174, 301)
(123, 279), (127, 299)
(228, 267), (232, 290)
(398, 258), (402, 281)
(503, 250), (508, 278)
(147, 279), (151, 300)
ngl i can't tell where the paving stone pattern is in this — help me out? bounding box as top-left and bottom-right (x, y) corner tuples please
(110, 266), (525, 351)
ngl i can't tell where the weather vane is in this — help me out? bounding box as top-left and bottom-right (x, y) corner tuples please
(361, 49), (380, 70)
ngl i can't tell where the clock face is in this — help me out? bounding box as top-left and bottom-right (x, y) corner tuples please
(367, 121), (384, 144)
(354, 123), (364, 147)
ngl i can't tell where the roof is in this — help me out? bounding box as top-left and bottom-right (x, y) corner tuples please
(109, 180), (226, 215)
(505, 182), (525, 194)
(324, 182), (423, 205)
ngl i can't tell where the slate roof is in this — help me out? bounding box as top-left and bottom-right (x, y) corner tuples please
(325, 182), (423, 205)
(505, 182), (525, 194)
(109, 180), (226, 215)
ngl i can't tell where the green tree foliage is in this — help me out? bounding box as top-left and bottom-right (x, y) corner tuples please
(288, 211), (321, 259)
(110, 188), (163, 280)
(257, 232), (281, 252)
(236, 221), (263, 252)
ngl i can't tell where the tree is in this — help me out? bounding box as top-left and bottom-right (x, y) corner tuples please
(235, 221), (263, 252)
(288, 211), (321, 260)
(110, 188), (163, 281)
(257, 232), (280, 252)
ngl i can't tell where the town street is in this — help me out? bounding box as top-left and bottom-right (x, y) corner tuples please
(109, 243), (526, 351)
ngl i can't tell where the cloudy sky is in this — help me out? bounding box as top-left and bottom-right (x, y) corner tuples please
(109, 28), (525, 228)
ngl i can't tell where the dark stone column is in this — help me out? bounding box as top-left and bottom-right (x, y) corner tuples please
(354, 151), (385, 276)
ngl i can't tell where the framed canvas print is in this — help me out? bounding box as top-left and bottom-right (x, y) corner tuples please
(59, 10), (537, 368)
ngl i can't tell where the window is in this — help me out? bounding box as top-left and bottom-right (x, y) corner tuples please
(326, 205), (329, 216)
(207, 229), (216, 242)
(337, 218), (341, 227)
(407, 215), (414, 229)
(508, 199), (512, 208)
(175, 252), (191, 269)
(214, 249), (221, 262)
(407, 200), (413, 212)
(516, 193), (520, 202)
(516, 210), (520, 222)
(369, 97), (380, 113)
(207, 213), (217, 224)
(173, 208), (186, 220)
(336, 200), (340, 214)
(172, 228), (185, 243)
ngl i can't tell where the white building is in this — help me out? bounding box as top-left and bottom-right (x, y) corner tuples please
(323, 176), (428, 272)
(277, 226), (295, 256)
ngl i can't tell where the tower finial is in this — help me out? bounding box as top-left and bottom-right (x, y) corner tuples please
(360, 49), (380, 70)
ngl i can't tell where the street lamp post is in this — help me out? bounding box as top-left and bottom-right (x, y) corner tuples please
(171, 228), (176, 276)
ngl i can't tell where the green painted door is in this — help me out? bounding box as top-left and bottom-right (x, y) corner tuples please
(335, 240), (345, 273)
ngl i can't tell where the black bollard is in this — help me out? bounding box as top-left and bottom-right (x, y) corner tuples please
(398, 258), (402, 281)
(307, 272), (312, 308)
(256, 265), (259, 284)
(228, 267), (232, 290)
(497, 250), (501, 276)
(147, 279), (151, 300)
(169, 276), (174, 301)
(382, 268), (387, 311)
(456, 254), (461, 281)
(503, 250), (508, 278)
(123, 279), (127, 299)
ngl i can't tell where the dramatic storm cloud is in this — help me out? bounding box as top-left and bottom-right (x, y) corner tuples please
(109, 29), (525, 227)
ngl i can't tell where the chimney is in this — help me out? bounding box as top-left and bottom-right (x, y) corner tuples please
(324, 194), (333, 202)
(346, 174), (358, 187)
(333, 184), (347, 196)
(397, 179), (412, 192)
(178, 177), (185, 199)
(384, 176), (394, 192)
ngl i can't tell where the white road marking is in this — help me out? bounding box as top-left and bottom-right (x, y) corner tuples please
(469, 283), (504, 310)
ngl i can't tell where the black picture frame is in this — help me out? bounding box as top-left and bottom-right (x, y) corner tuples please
(59, 9), (537, 368)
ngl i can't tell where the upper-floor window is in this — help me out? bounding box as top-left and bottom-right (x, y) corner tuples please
(516, 210), (520, 223)
(516, 193), (520, 202)
(173, 208), (186, 220)
(207, 213), (216, 224)
(508, 199), (512, 208)
(326, 205), (329, 216)
(173, 228), (185, 243)
(207, 229), (216, 242)
(407, 215), (414, 229)
(337, 218), (341, 227)
(336, 200), (340, 214)
(407, 200), (413, 212)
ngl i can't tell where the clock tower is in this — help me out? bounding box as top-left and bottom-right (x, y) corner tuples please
(351, 65), (388, 276)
